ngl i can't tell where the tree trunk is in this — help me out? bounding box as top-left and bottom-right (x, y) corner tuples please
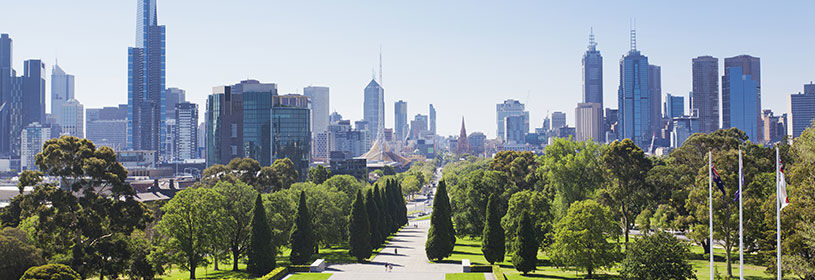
(213, 250), (219, 271)
(189, 259), (197, 279)
(622, 202), (629, 247)
(232, 245), (240, 271)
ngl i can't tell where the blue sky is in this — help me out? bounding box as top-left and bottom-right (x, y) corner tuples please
(2, 0), (813, 138)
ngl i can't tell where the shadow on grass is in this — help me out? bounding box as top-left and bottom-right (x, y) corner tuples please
(452, 250), (481, 256)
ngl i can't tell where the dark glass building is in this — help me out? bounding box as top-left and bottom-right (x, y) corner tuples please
(128, 0), (166, 155)
(617, 30), (652, 148)
(22, 60), (46, 129)
(692, 56), (719, 133)
(272, 95), (311, 180)
(723, 55), (761, 141)
(582, 30), (603, 107)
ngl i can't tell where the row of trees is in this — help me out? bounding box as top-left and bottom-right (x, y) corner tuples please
(436, 125), (815, 278)
(348, 178), (408, 261)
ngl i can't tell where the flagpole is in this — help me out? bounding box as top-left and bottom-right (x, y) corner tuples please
(776, 146), (781, 280)
(739, 149), (744, 280)
(709, 151), (714, 279)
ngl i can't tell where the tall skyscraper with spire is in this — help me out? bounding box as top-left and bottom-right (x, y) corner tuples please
(582, 29), (603, 107)
(51, 63), (75, 131)
(128, 0), (166, 154)
(617, 27), (652, 148)
(363, 78), (384, 139)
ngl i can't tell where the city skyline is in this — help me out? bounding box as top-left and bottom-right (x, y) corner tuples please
(3, 1), (815, 138)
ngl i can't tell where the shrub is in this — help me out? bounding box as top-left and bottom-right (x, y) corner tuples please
(19, 264), (80, 280)
(470, 265), (493, 272)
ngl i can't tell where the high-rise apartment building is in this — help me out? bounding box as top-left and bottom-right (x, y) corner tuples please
(61, 99), (84, 138)
(664, 93), (684, 119)
(128, 0), (167, 154)
(410, 114), (428, 140)
(363, 79), (384, 138)
(583, 31), (603, 107)
(648, 64), (662, 137)
(789, 83), (815, 138)
(496, 99), (529, 140)
(761, 110), (786, 144)
(20, 122), (50, 170)
(692, 56), (719, 133)
(722, 55), (761, 141)
(617, 30), (652, 148)
(575, 102), (603, 142)
(22, 59), (46, 129)
(174, 102), (198, 160)
(86, 105), (128, 150)
(429, 104), (437, 136)
(0, 34), (19, 157)
(304, 86), (329, 135)
(394, 100), (407, 142)
(164, 87), (185, 120)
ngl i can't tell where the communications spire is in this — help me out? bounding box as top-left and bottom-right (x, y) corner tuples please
(629, 19), (637, 51)
(588, 27), (597, 51)
(379, 45), (383, 86)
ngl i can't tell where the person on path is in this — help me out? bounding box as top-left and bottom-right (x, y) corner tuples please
(384, 262), (389, 272)
(395, 248), (398, 255)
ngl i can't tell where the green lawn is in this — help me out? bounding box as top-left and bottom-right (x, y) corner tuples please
(446, 273), (486, 280)
(413, 215), (431, 221)
(286, 273), (332, 280)
(443, 237), (779, 280)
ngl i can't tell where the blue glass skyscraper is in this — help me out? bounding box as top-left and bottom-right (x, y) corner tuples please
(723, 67), (759, 141)
(128, 0), (166, 155)
(617, 30), (651, 148)
(582, 30), (603, 107)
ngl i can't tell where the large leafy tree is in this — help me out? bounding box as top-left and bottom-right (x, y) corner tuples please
(261, 191), (296, 250)
(481, 194), (505, 265)
(211, 181), (256, 271)
(489, 151), (539, 191)
(0, 227), (44, 280)
(348, 190), (371, 262)
(425, 180), (456, 261)
(620, 230), (695, 280)
(247, 194), (275, 275)
(601, 139), (652, 246)
(289, 191), (314, 265)
(448, 169), (510, 238)
(511, 211), (537, 275)
(537, 138), (605, 218)
(307, 165), (331, 185)
(271, 158), (299, 190)
(501, 190), (552, 250)
(155, 187), (225, 279)
(549, 200), (619, 277)
(226, 158), (262, 187)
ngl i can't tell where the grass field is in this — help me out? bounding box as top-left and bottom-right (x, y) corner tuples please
(445, 273), (486, 280)
(443, 237), (779, 280)
(285, 273), (333, 280)
(414, 215), (432, 221)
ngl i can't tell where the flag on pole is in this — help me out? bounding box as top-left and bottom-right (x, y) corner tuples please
(711, 165), (727, 197)
(779, 162), (790, 210)
(734, 157), (744, 202)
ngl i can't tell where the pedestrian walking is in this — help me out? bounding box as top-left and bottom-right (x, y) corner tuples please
(395, 248), (398, 255)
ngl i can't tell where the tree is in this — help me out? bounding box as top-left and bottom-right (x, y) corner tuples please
(272, 158), (298, 190)
(501, 190), (552, 250)
(481, 194), (505, 265)
(35, 136), (130, 196)
(373, 185), (389, 240)
(537, 138), (605, 218)
(0, 227), (44, 280)
(289, 191), (314, 265)
(287, 183), (350, 248)
(635, 208), (653, 234)
(226, 158), (262, 187)
(322, 175), (364, 201)
(448, 169), (510, 238)
(602, 139), (652, 247)
(17, 170), (42, 194)
(348, 190), (371, 262)
(425, 180), (456, 261)
(247, 194), (275, 275)
(211, 181), (256, 271)
(620, 230), (696, 280)
(19, 264), (80, 280)
(511, 211), (537, 275)
(489, 151), (539, 191)
(261, 192), (296, 250)
(155, 187), (225, 279)
(549, 200), (620, 277)
(382, 165), (396, 176)
(307, 165), (331, 185)
(365, 188), (383, 246)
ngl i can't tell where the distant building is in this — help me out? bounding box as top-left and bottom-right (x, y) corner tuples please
(206, 80), (277, 166)
(272, 94), (311, 180)
(582, 30), (603, 108)
(557, 126), (576, 139)
(648, 64), (662, 139)
(328, 120), (369, 157)
(23, 59), (46, 129)
(671, 115), (699, 148)
(789, 83), (815, 138)
(21, 122), (50, 170)
(410, 114), (428, 140)
(604, 108), (618, 142)
(468, 132), (486, 156)
(329, 151), (367, 181)
(575, 102), (603, 142)
(363, 79), (385, 138)
(457, 118), (469, 154)
(551, 112), (566, 130)
(174, 102), (198, 160)
(165, 87), (186, 121)
(394, 100), (408, 142)
(86, 105), (128, 150)
(0, 33), (18, 157)
(505, 115), (528, 144)
(496, 99), (529, 140)
(664, 93), (684, 119)
(692, 56), (720, 133)
(128, 0), (166, 155)
(304, 86), (329, 136)
(51, 63), (75, 130)
(761, 109), (786, 144)
(723, 55), (761, 141)
(60, 99), (84, 138)
(429, 104), (437, 136)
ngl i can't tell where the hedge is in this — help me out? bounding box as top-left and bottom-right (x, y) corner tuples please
(470, 265), (492, 272)
(259, 267), (288, 280)
(289, 265), (311, 273)
(492, 265), (507, 280)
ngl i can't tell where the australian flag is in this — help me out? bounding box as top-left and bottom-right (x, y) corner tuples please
(711, 165), (727, 198)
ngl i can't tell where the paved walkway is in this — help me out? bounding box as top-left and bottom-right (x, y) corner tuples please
(324, 200), (459, 280)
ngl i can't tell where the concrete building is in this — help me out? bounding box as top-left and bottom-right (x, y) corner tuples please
(496, 99), (529, 140)
(410, 114), (428, 140)
(551, 112), (566, 130)
(723, 55), (761, 141)
(468, 132), (486, 156)
(789, 83), (815, 138)
(86, 105), (128, 150)
(20, 122), (50, 170)
(60, 99), (84, 138)
(692, 56), (720, 133)
(575, 102), (603, 142)
(304, 86), (329, 135)
(394, 100), (408, 142)
(174, 102), (198, 160)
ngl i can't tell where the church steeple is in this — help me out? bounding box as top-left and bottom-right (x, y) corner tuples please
(457, 117), (469, 154)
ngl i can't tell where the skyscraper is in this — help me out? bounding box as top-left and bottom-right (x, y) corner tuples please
(551, 112), (567, 130)
(164, 87), (185, 121)
(505, 115), (528, 144)
(429, 104), (436, 136)
(20, 122), (50, 170)
(51, 63), (74, 126)
(363, 79), (384, 138)
(410, 114), (428, 140)
(394, 100), (407, 142)
(692, 56), (719, 133)
(664, 93), (684, 119)
(174, 102), (198, 160)
(648, 64), (662, 136)
(722, 55), (761, 141)
(128, 0), (166, 154)
(61, 99), (84, 138)
(272, 94), (311, 181)
(304, 86), (329, 136)
(496, 99), (529, 140)
(0, 34), (17, 156)
(575, 102), (603, 142)
(22, 59), (46, 129)
(789, 83), (815, 138)
(582, 30), (603, 107)
(617, 29), (651, 148)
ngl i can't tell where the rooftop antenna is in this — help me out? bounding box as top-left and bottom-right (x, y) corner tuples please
(372, 67), (376, 81)
(589, 27), (597, 51)
(630, 18), (637, 51)
(379, 45), (383, 86)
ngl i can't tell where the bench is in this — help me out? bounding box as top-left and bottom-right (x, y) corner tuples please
(310, 259), (326, 272)
(462, 259), (471, 272)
